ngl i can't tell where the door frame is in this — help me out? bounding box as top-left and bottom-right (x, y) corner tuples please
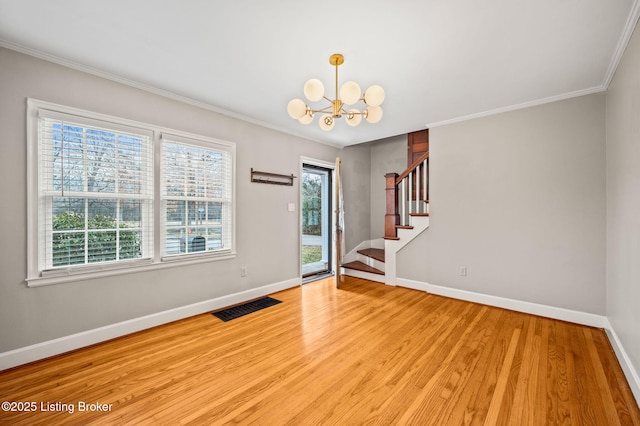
(299, 157), (336, 281)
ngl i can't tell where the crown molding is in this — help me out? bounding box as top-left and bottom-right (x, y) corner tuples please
(0, 39), (333, 147)
(427, 85), (605, 129)
(0, 40), (231, 116)
(602, 0), (640, 89)
(427, 0), (640, 129)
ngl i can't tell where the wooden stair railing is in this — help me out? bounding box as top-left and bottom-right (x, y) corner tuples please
(385, 150), (429, 239)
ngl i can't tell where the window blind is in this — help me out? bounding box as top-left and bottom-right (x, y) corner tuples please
(38, 111), (154, 273)
(160, 134), (233, 258)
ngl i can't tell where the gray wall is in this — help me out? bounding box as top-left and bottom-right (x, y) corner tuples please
(0, 47), (339, 353)
(341, 135), (406, 251)
(397, 93), (607, 315)
(340, 143), (371, 253)
(606, 23), (640, 385)
(370, 135), (406, 239)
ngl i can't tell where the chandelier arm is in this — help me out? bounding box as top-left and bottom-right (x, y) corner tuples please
(341, 107), (366, 113)
(309, 106), (333, 114)
(341, 107), (365, 116)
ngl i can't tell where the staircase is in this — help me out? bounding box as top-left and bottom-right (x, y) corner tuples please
(341, 151), (430, 284)
(341, 247), (386, 282)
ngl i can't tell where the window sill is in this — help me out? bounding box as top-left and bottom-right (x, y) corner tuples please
(26, 252), (237, 288)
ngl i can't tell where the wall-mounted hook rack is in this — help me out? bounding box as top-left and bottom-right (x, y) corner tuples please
(250, 168), (296, 186)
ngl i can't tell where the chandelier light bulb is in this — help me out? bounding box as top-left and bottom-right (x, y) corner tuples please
(319, 114), (335, 131)
(298, 111), (313, 124)
(287, 99), (307, 119)
(340, 81), (361, 105)
(365, 105), (383, 123)
(345, 109), (362, 126)
(304, 79), (325, 102)
(364, 85), (385, 107)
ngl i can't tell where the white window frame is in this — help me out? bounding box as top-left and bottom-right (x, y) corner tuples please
(159, 133), (235, 262)
(26, 99), (236, 287)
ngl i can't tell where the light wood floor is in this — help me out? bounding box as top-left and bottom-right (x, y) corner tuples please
(0, 276), (638, 425)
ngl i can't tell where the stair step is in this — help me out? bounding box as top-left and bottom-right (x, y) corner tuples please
(396, 225), (413, 230)
(384, 236), (400, 241)
(341, 261), (384, 275)
(357, 248), (385, 263)
(410, 213), (429, 217)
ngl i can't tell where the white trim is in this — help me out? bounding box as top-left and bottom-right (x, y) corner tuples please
(384, 245), (398, 287)
(299, 157), (336, 278)
(160, 131), (235, 151)
(300, 157), (335, 170)
(427, 86), (605, 129)
(0, 277), (300, 371)
(342, 269), (385, 284)
(396, 278), (430, 292)
(603, 322), (640, 407)
(602, 0), (640, 89)
(28, 98), (237, 150)
(27, 252), (237, 287)
(159, 134), (235, 260)
(397, 278), (608, 328)
(0, 40), (336, 148)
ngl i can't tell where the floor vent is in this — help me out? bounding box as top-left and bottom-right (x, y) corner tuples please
(212, 297), (282, 322)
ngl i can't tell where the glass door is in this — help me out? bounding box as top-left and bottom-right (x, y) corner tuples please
(301, 164), (332, 279)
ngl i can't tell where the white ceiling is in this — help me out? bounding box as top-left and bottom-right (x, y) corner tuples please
(1, 0), (638, 147)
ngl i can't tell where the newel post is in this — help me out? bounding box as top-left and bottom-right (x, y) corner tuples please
(385, 173), (399, 239)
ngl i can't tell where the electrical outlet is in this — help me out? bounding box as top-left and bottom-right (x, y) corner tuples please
(241, 266), (247, 277)
(460, 266), (467, 277)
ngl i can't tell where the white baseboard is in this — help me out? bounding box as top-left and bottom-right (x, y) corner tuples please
(0, 277), (301, 371)
(396, 277), (640, 407)
(603, 322), (640, 407)
(396, 278), (430, 292)
(342, 269), (386, 284)
(397, 278), (608, 328)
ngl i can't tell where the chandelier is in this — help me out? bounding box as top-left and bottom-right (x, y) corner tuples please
(287, 53), (385, 131)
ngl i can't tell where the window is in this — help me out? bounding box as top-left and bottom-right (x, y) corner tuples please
(27, 99), (235, 285)
(160, 135), (233, 258)
(35, 109), (154, 274)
